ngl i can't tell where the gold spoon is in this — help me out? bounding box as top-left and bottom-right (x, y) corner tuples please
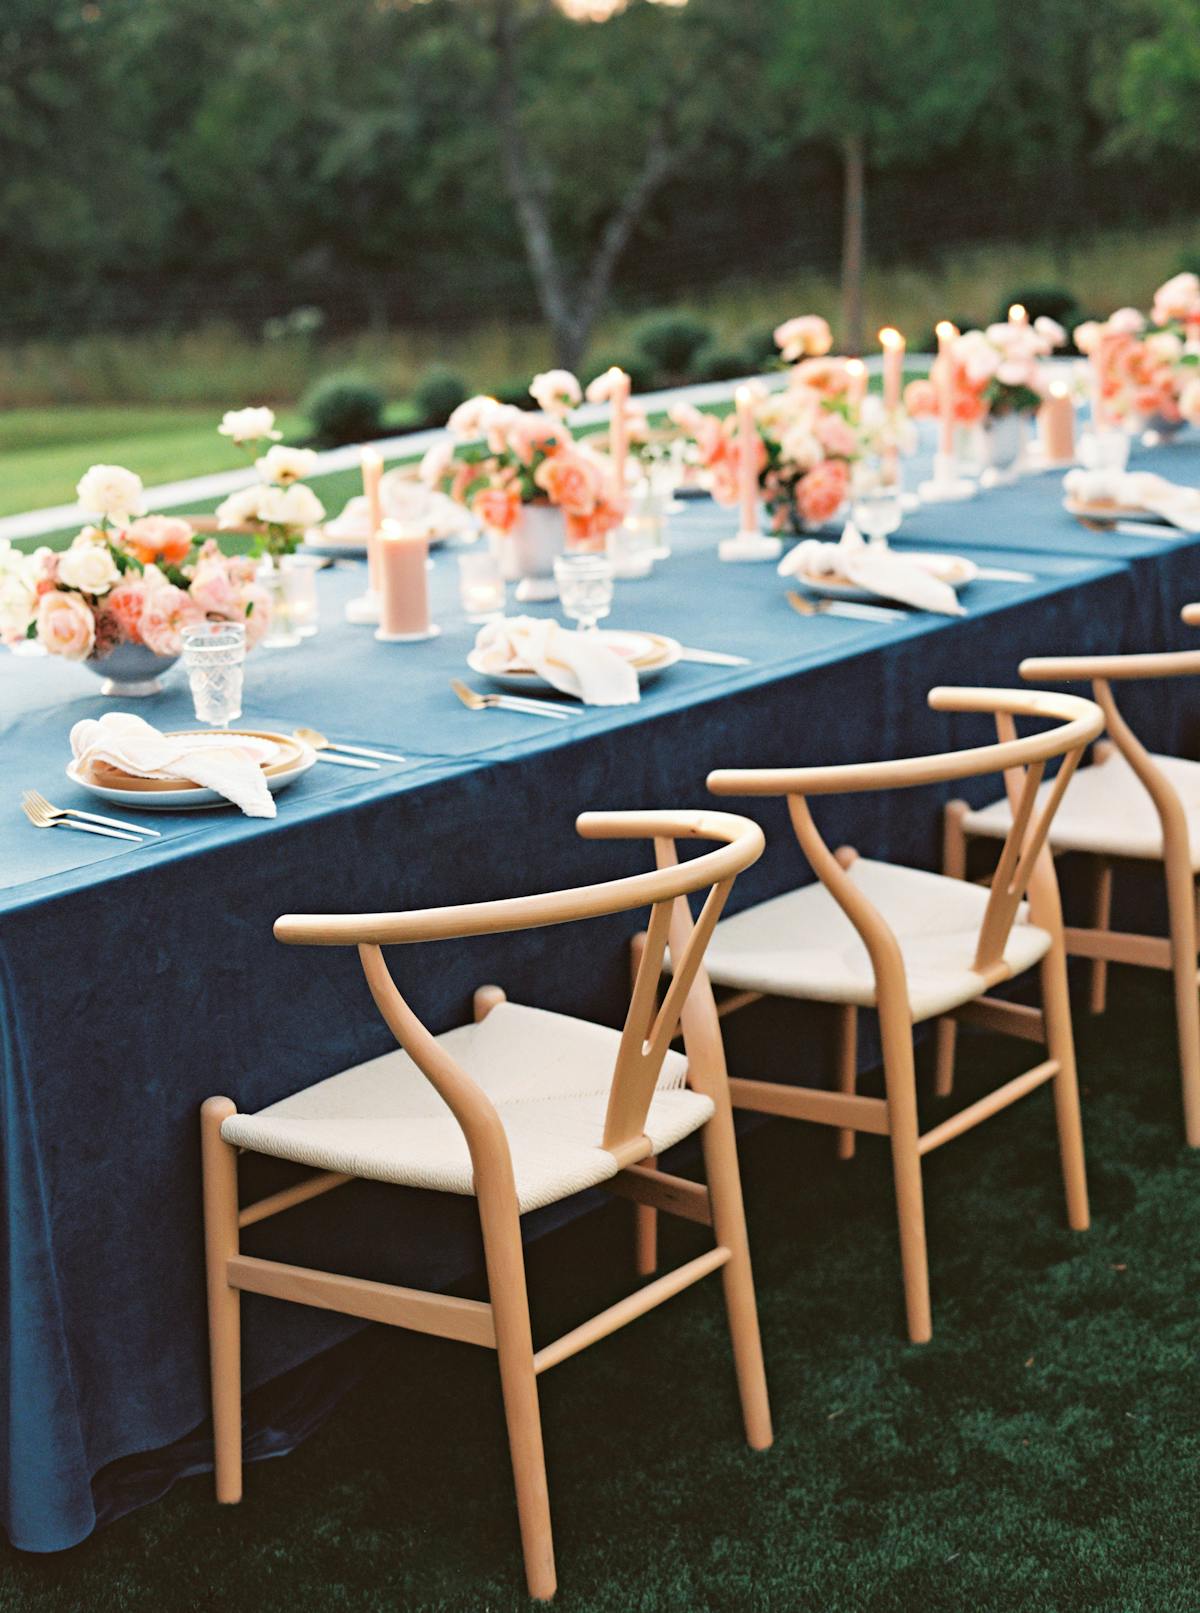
(292, 726), (404, 764)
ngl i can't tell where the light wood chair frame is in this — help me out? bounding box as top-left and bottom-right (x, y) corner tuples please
(201, 809), (772, 1602)
(636, 687), (1102, 1344)
(941, 606), (1200, 1147)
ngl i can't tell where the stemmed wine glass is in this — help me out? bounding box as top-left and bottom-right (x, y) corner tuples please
(850, 453), (904, 548)
(553, 553), (614, 633)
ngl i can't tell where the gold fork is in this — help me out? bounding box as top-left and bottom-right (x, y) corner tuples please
(24, 786), (162, 837)
(450, 678), (571, 721)
(785, 590), (907, 624)
(21, 796), (144, 842)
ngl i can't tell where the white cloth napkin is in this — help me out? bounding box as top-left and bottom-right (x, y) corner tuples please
(1064, 468), (1200, 531)
(473, 617), (639, 705)
(777, 525), (964, 615)
(70, 713), (278, 817)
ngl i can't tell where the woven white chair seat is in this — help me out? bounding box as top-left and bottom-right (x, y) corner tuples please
(962, 750), (1200, 865)
(221, 1001), (713, 1214)
(695, 858), (1052, 1023)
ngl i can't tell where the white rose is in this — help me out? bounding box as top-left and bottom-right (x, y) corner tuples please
(76, 464), (144, 522)
(57, 534), (121, 595)
(0, 570), (36, 644)
(216, 486), (266, 529)
(257, 483), (325, 531)
(255, 444), (319, 485)
(218, 407), (281, 445)
(529, 369), (582, 415)
(1146, 330), (1184, 364)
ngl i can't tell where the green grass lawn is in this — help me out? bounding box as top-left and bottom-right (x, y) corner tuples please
(2, 967), (1197, 1612)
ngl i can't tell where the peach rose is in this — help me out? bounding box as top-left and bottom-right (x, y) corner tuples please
(188, 557), (239, 617)
(533, 450), (601, 517)
(815, 412), (859, 459)
(796, 459), (849, 526)
(140, 584), (202, 657)
(508, 412), (570, 465)
(105, 580), (148, 644)
(471, 482), (523, 536)
(774, 315), (833, 361)
(125, 515), (194, 567)
(36, 591), (96, 660)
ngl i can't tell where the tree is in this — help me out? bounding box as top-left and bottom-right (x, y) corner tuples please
(767, 0), (1001, 351)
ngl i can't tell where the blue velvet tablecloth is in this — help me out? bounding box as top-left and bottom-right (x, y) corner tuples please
(3, 437), (1200, 1552)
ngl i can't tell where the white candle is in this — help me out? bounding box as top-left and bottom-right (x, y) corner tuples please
(879, 327), (905, 415)
(376, 520), (431, 640)
(361, 447), (384, 595)
(736, 386), (759, 535)
(935, 321), (958, 458)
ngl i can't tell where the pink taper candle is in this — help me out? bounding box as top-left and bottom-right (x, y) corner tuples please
(879, 327), (905, 415)
(376, 520), (431, 640)
(607, 367), (630, 509)
(361, 446), (384, 595)
(735, 385), (759, 535)
(845, 358), (867, 412)
(935, 321), (958, 457)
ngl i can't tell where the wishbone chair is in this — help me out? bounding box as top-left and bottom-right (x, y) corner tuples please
(637, 687), (1103, 1344)
(942, 603), (1200, 1147)
(200, 809), (771, 1602)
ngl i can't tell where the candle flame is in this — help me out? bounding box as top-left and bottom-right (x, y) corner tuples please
(935, 321), (958, 340)
(735, 385), (751, 406)
(845, 358), (865, 375)
(361, 445), (383, 466)
(878, 327), (904, 349)
(1049, 382), (1069, 398)
(1009, 303), (1027, 324)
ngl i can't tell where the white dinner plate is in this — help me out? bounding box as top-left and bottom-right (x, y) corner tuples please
(66, 730), (317, 811)
(788, 551), (978, 603)
(1062, 496), (1159, 524)
(467, 629), (682, 694)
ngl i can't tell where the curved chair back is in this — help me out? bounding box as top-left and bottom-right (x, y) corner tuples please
(707, 687), (1104, 1003)
(274, 810), (764, 1164)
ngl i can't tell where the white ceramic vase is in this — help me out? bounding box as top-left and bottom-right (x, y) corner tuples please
(489, 502), (567, 602)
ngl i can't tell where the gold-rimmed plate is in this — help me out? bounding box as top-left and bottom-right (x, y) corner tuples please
(786, 551), (977, 603)
(467, 629), (681, 694)
(66, 729), (317, 811)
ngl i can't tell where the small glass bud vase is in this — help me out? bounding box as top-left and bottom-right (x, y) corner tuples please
(256, 556), (302, 649)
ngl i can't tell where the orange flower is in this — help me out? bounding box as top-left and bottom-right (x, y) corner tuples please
(124, 515), (193, 567)
(533, 450), (601, 517)
(471, 482), (522, 535)
(796, 459), (849, 526)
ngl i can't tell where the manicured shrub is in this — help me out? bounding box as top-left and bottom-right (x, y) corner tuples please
(411, 366), (469, 428)
(303, 373), (385, 447)
(493, 377), (540, 409)
(690, 343), (752, 383)
(629, 311), (713, 380)
(741, 323), (785, 368)
(996, 285), (1080, 335)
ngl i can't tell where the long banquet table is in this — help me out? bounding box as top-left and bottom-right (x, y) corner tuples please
(3, 434), (1200, 1552)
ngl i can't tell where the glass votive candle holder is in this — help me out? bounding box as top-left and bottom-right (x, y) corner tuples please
(607, 514), (655, 580)
(280, 553), (321, 637)
(181, 620), (246, 725)
(458, 550), (506, 621)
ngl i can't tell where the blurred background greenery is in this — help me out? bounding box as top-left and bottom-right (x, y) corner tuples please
(6, 0), (1200, 512)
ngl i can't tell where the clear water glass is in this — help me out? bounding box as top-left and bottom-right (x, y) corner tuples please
(280, 554), (321, 637)
(850, 456), (904, 548)
(458, 550), (506, 621)
(181, 621), (246, 724)
(553, 552), (613, 632)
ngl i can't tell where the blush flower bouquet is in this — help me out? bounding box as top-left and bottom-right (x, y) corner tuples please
(905, 317), (1061, 429)
(214, 407), (326, 557)
(419, 382), (622, 546)
(670, 315), (868, 533)
(1073, 307), (1182, 427)
(7, 463), (270, 662)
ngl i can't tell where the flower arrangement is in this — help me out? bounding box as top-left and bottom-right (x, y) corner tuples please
(2, 464), (270, 661)
(214, 407), (326, 556)
(669, 315), (868, 532)
(419, 379), (622, 545)
(905, 317), (1061, 429)
(1074, 307), (1182, 427)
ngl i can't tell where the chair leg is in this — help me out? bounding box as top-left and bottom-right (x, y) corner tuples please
(1040, 944), (1090, 1232)
(200, 1097), (243, 1504)
(477, 1183), (556, 1601)
(629, 929), (659, 1274)
(1088, 858), (1113, 1016)
(1163, 859), (1200, 1147)
(936, 800), (970, 1097)
(836, 1005), (858, 1160)
(700, 1104), (772, 1450)
(880, 1017), (931, 1344)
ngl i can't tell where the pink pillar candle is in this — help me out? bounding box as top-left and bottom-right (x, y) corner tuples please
(608, 368), (630, 509)
(376, 520), (434, 641)
(879, 327), (905, 415)
(361, 447), (384, 595)
(934, 321), (958, 457)
(1039, 385), (1075, 463)
(735, 386), (759, 534)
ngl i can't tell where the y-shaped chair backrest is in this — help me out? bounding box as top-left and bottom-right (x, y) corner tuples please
(273, 810), (764, 1170)
(1018, 603), (1200, 873)
(707, 688), (1104, 1018)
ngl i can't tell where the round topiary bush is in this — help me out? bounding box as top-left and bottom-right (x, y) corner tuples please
(996, 286), (1080, 336)
(741, 324), (784, 368)
(629, 311), (714, 381)
(493, 377), (540, 410)
(580, 351), (657, 396)
(411, 366), (469, 428)
(303, 374), (386, 447)
(690, 343), (752, 383)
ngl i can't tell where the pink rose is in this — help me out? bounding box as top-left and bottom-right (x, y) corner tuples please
(796, 460), (849, 526)
(774, 315), (833, 361)
(508, 412), (570, 465)
(710, 460), (740, 506)
(815, 412), (859, 459)
(533, 450), (601, 517)
(188, 558), (239, 617)
(36, 591), (96, 660)
(106, 580), (148, 644)
(140, 584), (201, 657)
(471, 482), (523, 535)
(236, 583), (272, 648)
(903, 378), (938, 417)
